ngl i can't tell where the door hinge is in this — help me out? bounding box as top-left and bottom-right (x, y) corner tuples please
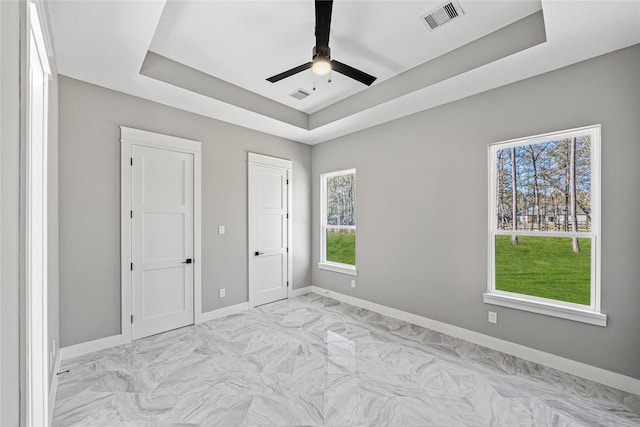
(130, 210), (133, 218)
(286, 247), (289, 253)
(130, 157), (133, 166)
(286, 213), (289, 219)
(130, 263), (133, 271)
(287, 281), (289, 287)
(131, 315), (133, 324)
(286, 179), (289, 185)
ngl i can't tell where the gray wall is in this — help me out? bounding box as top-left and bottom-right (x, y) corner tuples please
(1, 1), (22, 423)
(312, 45), (640, 379)
(59, 76), (312, 347)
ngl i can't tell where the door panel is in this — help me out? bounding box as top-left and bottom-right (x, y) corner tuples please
(259, 214), (285, 249)
(250, 164), (289, 307)
(256, 255), (286, 294)
(142, 267), (186, 318)
(259, 173), (285, 209)
(142, 153), (186, 205)
(143, 213), (185, 260)
(132, 145), (194, 339)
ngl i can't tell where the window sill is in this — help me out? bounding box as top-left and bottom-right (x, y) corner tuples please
(483, 292), (607, 327)
(318, 262), (358, 276)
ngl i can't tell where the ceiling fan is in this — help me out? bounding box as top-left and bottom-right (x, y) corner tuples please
(266, 0), (377, 86)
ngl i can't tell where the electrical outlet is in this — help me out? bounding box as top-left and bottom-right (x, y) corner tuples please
(488, 311), (497, 324)
(351, 280), (356, 288)
(218, 225), (225, 235)
(219, 288), (226, 298)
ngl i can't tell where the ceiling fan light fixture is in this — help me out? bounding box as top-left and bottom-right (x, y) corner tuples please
(312, 55), (331, 75)
(312, 46), (332, 76)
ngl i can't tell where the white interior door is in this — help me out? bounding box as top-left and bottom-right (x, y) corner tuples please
(249, 155), (291, 307)
(131, 144), (194, 339)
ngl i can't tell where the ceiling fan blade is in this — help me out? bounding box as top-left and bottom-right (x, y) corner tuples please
(315, 0), (333, 51)
(331, 60), (377, 86)
(267, 1), (375, 87)
(266, 62), (313, 83)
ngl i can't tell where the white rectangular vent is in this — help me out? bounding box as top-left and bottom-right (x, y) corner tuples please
(420, 1), (465, 31)
(289, 88), (312, 100)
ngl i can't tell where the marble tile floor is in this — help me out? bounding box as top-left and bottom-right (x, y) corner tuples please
(53, 293), (640, 426)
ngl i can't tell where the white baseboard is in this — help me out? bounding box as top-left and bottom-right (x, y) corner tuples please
(309, 286), (640, 395)
(199, 302), (249, 323)
(60, 334), (126, 360)
(49, 349), (62, 424)
(60, 304), (250, 361)
(290, 286), (312, 297)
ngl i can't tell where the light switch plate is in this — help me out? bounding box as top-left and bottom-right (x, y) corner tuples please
(218, 225), (225, 235)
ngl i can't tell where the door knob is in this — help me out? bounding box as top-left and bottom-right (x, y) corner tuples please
(254, 251), (264, 256)
(183, 258), (192, 264)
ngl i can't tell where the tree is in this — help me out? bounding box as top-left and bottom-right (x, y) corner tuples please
(525, 143), (550, 231)
(496, 150), (510, 230)
(511, 147), (518, 244)
(569, 137), (580, 252)
(326, 174), (356, 227)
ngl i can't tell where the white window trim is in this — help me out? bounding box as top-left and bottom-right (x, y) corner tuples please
(318, 261), (358, 276)
(484, 125), (605, 327)
(319, 169), (357, 276)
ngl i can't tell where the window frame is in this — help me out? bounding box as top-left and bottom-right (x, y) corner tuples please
(484, 125), (605, 326)
(319, 168), (357, 276)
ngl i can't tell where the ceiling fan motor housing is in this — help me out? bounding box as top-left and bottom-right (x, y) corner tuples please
(312, 46), (331, 61)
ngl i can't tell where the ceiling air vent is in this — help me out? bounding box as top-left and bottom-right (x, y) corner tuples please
(289, 88), (312, 100)
(420, 1), (465, 31)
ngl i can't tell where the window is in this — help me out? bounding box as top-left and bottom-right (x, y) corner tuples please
(485, 125), (605, 326)
(319, 169), (357, 275)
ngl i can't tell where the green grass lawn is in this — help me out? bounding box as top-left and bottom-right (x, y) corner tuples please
(327, 229), (356, 265)
(495, 235), (591, 305)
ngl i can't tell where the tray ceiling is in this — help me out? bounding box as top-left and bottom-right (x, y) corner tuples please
(47, 1), (640, 144)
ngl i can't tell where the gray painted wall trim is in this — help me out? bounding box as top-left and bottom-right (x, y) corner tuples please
(141, 52), (310, 130)
(140, 11), (546, 133)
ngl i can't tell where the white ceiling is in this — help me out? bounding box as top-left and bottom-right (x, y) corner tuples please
(47, 1), (640, 145)
(149, 1), (541, 114)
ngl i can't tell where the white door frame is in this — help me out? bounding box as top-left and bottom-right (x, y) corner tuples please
(23, 2), (52, 425)
(248, 152), (293, 308)
(121, 127), (202, 343)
